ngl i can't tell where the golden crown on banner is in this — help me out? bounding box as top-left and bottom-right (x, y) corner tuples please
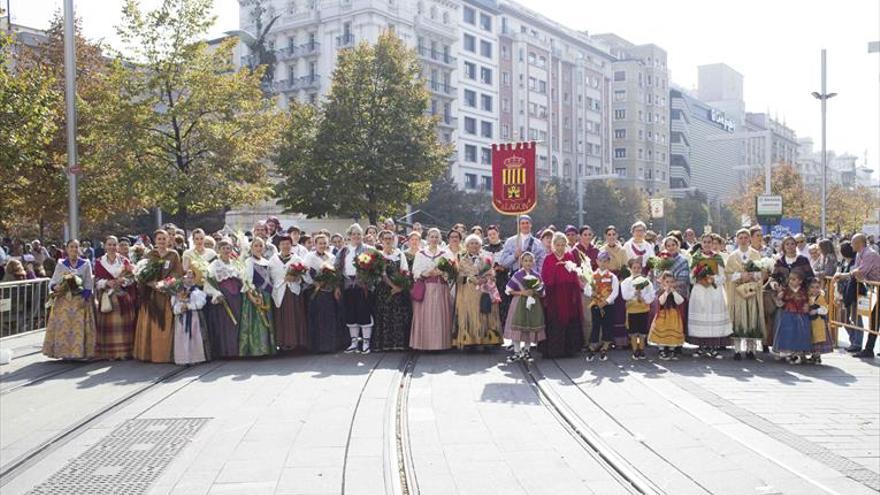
(504, 155), (526, 168)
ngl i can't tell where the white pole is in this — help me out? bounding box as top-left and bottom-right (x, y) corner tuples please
(820, 49), (828, 238)
(63, 0), (79, 241)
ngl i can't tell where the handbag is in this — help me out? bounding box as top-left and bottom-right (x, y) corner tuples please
(480, 292), (492, 314)
(735, 281), (759, 299)
(410, 280), (426, 302)
(99, 290), (114, 313)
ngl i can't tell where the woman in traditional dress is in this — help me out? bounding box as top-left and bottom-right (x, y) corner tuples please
(270, 235), (309, 352)
(304, 234), (344, 353)
(372, 230), (412, 351)
(93, 236), (136, 360)
(601, 226), (629, 348)
(624, 221), (653, 276)
(687, 247), (732, 358)
(484, 225), (511, 326)
(43, 239), (97, 360)
(134, 230), (182, 363)
(239, 237), (275, 357)
(182, 228), (217, 272)
(410, 228), (454, 351)
(205, 239), (242, 358)
(767, 236), (815, 348)
(453, 234), (502, 350)
(539, 232), (584, 358)
(725, 229), (767, 360)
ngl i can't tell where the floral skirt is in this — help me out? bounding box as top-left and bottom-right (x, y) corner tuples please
(43, 295), (96, 360)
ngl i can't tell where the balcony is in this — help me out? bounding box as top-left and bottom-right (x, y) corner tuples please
(413, 14), (457, 41)
(276, 45), (298, 61)
(336, 33), (355, 49)
(297, 74), (320, 90)
(417, 46), (456, 67)
(427, 79), (456, 97)
(273, 79), (298, 93)
(298, 41), (320, 57)
(438, 115), (457, 129)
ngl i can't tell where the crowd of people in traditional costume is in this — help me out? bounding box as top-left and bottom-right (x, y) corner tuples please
(2, 213), (878, 366)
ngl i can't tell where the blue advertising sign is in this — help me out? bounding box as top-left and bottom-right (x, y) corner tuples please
(762, 218), (803, 239)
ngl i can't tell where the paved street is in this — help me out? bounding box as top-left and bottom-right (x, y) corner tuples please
(0, 331), (877, 495)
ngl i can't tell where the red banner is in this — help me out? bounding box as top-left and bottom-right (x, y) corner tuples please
(491, 141), (537, 215)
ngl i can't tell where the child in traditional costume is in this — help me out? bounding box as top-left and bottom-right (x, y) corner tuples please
(171, 269), (208, 365)
(687, 248), (732, 358)
(584, 251), (619, 362)
(649, 271), (686, 360)
(807, 278), (834, 364)
(504, 252), (546, 362)
(772, 271), (812, 364)
(621, 257), (655, 360)
(725, 229), (768, 361)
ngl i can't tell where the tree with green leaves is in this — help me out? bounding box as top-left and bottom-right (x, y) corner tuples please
(94, 0), (281, 228)
(666, 191), (710, 235)
(0, 35), (60, 233)
(275, 30), (452, 225)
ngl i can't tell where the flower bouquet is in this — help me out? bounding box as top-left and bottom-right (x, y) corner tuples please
(286, 261), (308, 281)
(47, 273), (84, 308)
(134, 257), (165, 285)
(354, 249), (386, 288)
(564, 255), (594, 283)
(436, 257), (458, 284)
(312, 263), (341, 296)
(648, 252), (675, 272)
(389, 268), (413, 292)
(744, 258), (774, 273)
(633, 276), (650, 291)
(690, 249), (724, 288)
(522, 274), (543, 310)
(156, 276), (186, 297)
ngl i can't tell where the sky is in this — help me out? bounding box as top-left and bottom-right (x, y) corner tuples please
(7, 0), (880, 177)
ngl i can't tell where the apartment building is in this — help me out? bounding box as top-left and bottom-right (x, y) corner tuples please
(593, 33), (670, 196)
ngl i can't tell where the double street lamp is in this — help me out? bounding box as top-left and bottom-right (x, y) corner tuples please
(811, 49), (837, 239)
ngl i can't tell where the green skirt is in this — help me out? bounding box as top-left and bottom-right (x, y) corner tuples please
(239, 290), (276, 357)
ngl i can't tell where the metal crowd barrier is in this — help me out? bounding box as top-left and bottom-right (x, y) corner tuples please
(0, 278), (51, 337)
(825, 276), (880, 340)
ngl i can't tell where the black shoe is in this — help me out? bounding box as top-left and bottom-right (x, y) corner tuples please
(761, 347), (770, 353)
(586, 352), (596, 362)
(599, 351), (608, 361)
(845, 345), (861, 352)
(746, 351), (755, 360)
(733, 352), (742, 361)
(856, 350), (877, 359)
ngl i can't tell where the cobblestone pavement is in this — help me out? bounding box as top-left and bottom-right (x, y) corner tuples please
(0, 331), (877, 495)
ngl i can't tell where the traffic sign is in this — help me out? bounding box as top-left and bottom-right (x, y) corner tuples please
(650, 198), (664, 219)
(756, 195), (782, 225)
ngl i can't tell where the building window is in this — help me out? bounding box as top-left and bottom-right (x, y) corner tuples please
(465, 173), (477, 189)
(614, 128), (626, 139)
(480, 40), (492, 58)
(538, 80), (546, 94)
(501, 45), (509, 60)
(614, 109), (626, 120)
(614, 148), (627, 158)
(480, 67), (492, 84)
(614, 70), (626, 81)
(464, 117), (476, 134)
(614, 90), (626, 102)
(481, 175), (492, 191)
(464, 61), (476, 79)
(464, 144), (477, 162)
(501, 98), (510, 112)
(481, 121), (492, 138)
(463, 6), (475, 25)
(637, 148), (643, 159)
(501, 124), (509, 138)
(529, 128), (538, 140)
(480, 94), (492, 111)
(502, 71), (510, 86)
(479, 13), (492, 32)
(480, 147), (491, 164)
(615, 167), (627, 177)
(463, 34), (476, 52)
(464, 89), (476, 107)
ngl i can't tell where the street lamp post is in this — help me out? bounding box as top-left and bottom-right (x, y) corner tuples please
(63, 0), (79, 241)
(812, 49), (837, 239)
